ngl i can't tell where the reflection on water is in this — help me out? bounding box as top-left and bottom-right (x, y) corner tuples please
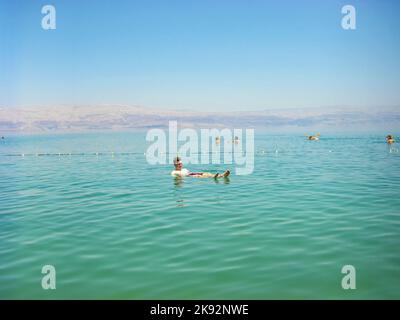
(173, 175), (230, 186)
(388, 145), (399, 153)
(214, 177), (230, 184)
(173, 176), (184, 188)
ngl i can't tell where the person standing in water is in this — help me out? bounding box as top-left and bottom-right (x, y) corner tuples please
(171, 157), (230, 178)
(386, 135), (395, 144)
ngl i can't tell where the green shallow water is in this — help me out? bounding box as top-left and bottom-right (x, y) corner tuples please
(0, 132), (399, 299)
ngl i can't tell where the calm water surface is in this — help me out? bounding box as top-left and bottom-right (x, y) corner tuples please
(0, 132), (399, 299)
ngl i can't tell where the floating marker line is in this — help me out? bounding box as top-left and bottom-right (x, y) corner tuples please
(1, 151), (272, 157)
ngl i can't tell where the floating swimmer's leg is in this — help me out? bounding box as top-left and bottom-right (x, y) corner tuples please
(192, 172), (215, 178)
(188, 171), (230, 178)
(222, 170), (230, 178)
(214, 170), (230, 178)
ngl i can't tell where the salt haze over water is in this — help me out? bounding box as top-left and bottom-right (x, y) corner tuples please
(1, 105), (399, 133)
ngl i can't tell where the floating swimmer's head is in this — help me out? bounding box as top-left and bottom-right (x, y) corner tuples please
(173, 156), (183, 170)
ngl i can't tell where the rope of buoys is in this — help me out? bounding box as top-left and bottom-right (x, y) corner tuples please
(0, 150), (273, 157)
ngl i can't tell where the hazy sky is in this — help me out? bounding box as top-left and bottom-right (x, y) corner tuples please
(1, 0), (400, 111)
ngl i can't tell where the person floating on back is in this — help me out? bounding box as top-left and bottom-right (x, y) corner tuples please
(171, 156), (230, 178)
(386, 135), (395, 144)
(306, 133), (320, 141)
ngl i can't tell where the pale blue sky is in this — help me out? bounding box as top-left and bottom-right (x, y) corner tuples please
(1, 0), (400, 111)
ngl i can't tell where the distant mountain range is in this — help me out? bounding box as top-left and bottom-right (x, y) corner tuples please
(1, 105), (399, 133)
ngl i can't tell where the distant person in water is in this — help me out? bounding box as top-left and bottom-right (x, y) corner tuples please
(307, 133), (320, 141)
(386, 135), (395, 144)
(171, 156), (230, 178)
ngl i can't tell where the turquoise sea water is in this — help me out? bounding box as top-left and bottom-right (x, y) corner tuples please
(0, 132), (399, 299)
